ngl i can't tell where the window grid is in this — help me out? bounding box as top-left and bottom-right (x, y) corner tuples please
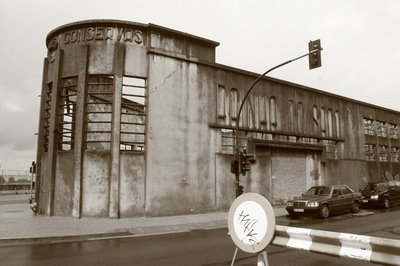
(58, 77), (77, 151)
(376, 121), (387, 137)
(363, 118), (374, 135)
(378, 145), (388, 162)
(322, 139), (338, 160)
(84, 75), (113, 150)
(389, 123), (398, 139)
(391, 147), (399, 162)
(43, 83), (52, 152)
(120, 76), (147, 151)
(365, 144), (375, 161)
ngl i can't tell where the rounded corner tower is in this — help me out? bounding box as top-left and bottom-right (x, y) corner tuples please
(36, 19), (220, 218)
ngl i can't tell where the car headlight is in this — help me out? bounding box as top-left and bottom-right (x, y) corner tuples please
(306, 201), (319, 207)
(371, 195), (379, 200)
(287, 202), (293, 207)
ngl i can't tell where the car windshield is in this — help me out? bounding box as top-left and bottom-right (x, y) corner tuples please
(361, 182), (388, 193)
(304, 186), (331, 196)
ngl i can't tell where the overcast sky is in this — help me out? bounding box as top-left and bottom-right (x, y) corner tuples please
(0, 0), (399, 170)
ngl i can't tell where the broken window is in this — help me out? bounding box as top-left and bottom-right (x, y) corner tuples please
(390, 147), (399, 162)
(363, 118), (374, 135)
(376, 121), (387, 137)
(120, 76), (147, 151)
(323, 139), (338, 160)
(378, 145), (388, 161)
(58, 77), (77, 150)
(388, 123), (398, 139)
(365, 144), (375, 161)
(85, 75), (113, 150)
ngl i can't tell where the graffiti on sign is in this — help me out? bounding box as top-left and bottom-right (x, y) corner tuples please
(228, 193), (276, 253)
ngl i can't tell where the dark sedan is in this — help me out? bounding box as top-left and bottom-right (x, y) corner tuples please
(286, 185), (362, 218)
(360, 180), (400, 208)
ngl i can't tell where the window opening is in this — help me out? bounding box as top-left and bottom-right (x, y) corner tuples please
(85, 75), (113, 150)
(376, 121), (387, 137)
(322, 139), (338, 159)
(363, 118), (374, 135)
(365, 144), (375, 161)
(58, 77), (77, 150)
(390, 147), (399, 162)
(335, 110), (340, 137)
(217, 85), (226, 119)
(320, 107), (326, 136)
(378, 145), (388, 161)
(120, 76), (147, 151)
(388, 123), (398, 139)
(230, 88), (238, 120)
(43, 83), (52, 152)
(327, 109), (333, 137)
(270, 97), (277, 129)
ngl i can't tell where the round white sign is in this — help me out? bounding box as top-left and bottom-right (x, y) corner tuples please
(228, 193), (275, 253)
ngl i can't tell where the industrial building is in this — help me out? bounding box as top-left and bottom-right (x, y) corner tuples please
(35, 19), (400, 218)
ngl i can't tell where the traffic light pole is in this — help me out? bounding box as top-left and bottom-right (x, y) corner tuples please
(234, 47), (322, 197)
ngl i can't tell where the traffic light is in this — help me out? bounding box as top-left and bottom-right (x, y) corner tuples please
(237, 185), (244, 196)
(230, 159), (239, 175)
(239, 150), (256, 176)
(308, 39), (322, 69)
(30, 161), (36, 174)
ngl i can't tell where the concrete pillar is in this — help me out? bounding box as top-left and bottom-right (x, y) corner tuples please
(109, 43), (125, 218)
(47, 49), (63, 216)
(35, 58), (49, 208)
(72, 45), (89, 219)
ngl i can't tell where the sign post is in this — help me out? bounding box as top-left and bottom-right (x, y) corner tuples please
(228, 193), (276, 265)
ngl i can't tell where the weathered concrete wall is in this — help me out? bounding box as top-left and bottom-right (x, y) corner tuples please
(145, 56), (214, 216)
(215, 153), (235, 211)
(82, 151), (110, 217)
(149, 27), (217, 62)
(54, 151), (74, 216)
(249, 150), (272, 202)
(324, 160), (369, 191)
(38, 153), (51, 215)
(119, 153), (145, 217)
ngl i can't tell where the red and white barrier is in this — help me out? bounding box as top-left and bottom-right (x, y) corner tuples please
(272, 225), (400, 265)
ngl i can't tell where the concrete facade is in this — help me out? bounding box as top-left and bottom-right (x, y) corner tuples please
(36, 20), (400, 218)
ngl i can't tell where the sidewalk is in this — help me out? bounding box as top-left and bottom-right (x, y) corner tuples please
(0, 194), (288, 246)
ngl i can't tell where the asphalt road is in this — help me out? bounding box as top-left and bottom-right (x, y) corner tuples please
(1, 205), (399, 266)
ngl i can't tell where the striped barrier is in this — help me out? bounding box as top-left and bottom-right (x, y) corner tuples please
(272, 225), (400, 266)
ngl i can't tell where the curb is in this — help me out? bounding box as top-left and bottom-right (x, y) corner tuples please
(0, 220), (229, 247)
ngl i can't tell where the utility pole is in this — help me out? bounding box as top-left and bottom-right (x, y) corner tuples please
(232, 40), (323, 197)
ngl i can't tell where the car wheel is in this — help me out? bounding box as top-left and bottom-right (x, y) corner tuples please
(320, 204), (330, 218)
(383, 197), (390, 209)
(351, 201), (360, 213)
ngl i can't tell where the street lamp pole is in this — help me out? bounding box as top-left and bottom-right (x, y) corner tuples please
(234, 46), (323, 197)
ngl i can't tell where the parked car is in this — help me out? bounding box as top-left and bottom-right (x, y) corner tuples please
(286, 185), (362, 218)
(360, 180), (400, 208)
